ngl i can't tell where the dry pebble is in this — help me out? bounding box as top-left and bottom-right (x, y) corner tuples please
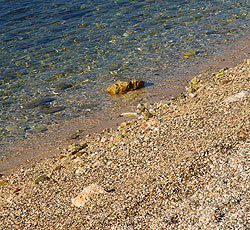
(1, 60), (250, 229)
(72, 184), (105, 207)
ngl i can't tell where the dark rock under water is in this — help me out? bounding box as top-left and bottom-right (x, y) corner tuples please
(22, 98), (56, 110)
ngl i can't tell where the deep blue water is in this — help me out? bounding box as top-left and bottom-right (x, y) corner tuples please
(1, 0), (250, 153)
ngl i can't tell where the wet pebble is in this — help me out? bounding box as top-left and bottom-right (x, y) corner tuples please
(69, 133), (80, 140)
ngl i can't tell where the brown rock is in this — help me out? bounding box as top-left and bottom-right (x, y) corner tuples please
(107, 79), (144, 95)
(130, 79), (145, 90)
(107, 80), (130, 94)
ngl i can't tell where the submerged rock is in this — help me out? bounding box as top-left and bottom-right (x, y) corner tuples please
(107, 80), (130, 94)
(181, 49), (197, 58)
(23, 98), (55, 110)
(69, 133), (80, 140)
(107, 79), (144, 95)
(40, 106), (65, 114)
(54, 82), (73, 91)
(71, 184), (105, 207)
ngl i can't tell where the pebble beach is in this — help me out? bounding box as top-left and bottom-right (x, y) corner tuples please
(1, 59), (250, 229)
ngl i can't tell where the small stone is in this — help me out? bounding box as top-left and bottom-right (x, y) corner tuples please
(69, 133), (80, 140)
(224, 90), (249, 103)
(137, 103), (144, 109)
(53, 165), (62, 171)
(57, 154), (65, 160)
(189, 77), (200, 87)
(35, 175), (50, 184)
(0, 180), (8, 186)
(156, 101), (170, 108)
(144, 111), (153, 120)
(120, 122), (127, 128)
(107, 79), (144, 95)
(120, 112), (138, 117)
(221, 79), (231, 85)
(121, 129), (127, 135)
(189, 93), (197, 98)
(68, 143), (87, 155)
(73, 157), (83, 163)
(105, 188), (115, 193)
(100, 137), (106, 143)
(72, 184), (105, 207)
(13, 188), (21, 194)
(75, 167), (84, 175)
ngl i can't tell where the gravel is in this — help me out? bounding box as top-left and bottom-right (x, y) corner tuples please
(1, 60), (250, 229)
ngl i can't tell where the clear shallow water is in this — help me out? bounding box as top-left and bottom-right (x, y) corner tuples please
(0, 0), (250, 153)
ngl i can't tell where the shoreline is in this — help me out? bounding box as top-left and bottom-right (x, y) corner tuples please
(1, 37), (250, 173)
(0, 47), (250, 228)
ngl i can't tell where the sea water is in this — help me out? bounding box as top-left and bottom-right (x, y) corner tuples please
(0, 0), (250, 154)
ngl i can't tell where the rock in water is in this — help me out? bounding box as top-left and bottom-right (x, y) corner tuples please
(40, 106), (65, 114)
(72, 184), (105, 207)
(23, 98), (55, 109)
(107, 80), (130, 94)
(130, 79), (145, 90)
(55, 82), (73, 91)
(107, 79), (144, 95)
(181, 49), (197, 58)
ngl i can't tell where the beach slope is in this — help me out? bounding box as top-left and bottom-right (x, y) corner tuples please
(1, 60), (250, 229)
